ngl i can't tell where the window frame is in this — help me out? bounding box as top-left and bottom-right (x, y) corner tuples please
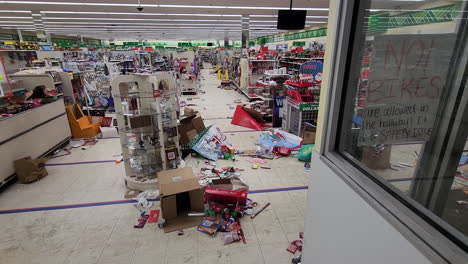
(320, 0), (468, 262)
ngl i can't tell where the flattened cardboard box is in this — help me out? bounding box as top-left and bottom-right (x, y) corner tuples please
(158, 167), (204, 233)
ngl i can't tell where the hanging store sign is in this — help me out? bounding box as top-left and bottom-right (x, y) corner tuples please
(358, 34), (456, 146)
(299, 61), (323, 78)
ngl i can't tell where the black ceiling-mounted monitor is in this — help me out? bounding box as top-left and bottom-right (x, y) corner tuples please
(207, 42), (213, 46)
(277, 10), (307, 30)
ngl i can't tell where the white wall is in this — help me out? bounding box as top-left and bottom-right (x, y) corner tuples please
(302, 152), (432, 264)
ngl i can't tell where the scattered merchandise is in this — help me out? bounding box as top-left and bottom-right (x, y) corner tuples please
(178, 229), (185, 236)
(124, 189), (141, 199)
(188, 125), (230, 160)
(292, 255), (302, 264)
(222, 230), (241, 245)
(133, 197), (154, 214)
(246, 157), (268, 164)
(250, 202), (271, 219)
(197, 218), (221, 236)
(257, 129), (303, 155)
(157, 218), (166, 229)
(297, 144), (314, 162)
(148, 210), (160, 223)
(134, 214), (149, 228)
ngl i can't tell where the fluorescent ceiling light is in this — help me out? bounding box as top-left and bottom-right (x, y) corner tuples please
(44, 17), (240, 22)
(0, 10), (30, 13)
(0, 1), (328, 11)
(43, 11), (241, 17)
(44, 22), (244, 26)
(0, 25), (35, 27)
(0, 16), (32, 19)
(0, 20), (33, 23)
(251, 15), (328, 18)
(45, 25), (244, 29)
(158, 4), (328, 11)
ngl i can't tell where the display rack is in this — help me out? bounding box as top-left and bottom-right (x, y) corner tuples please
(282, 97), (319, 136)
(111, 74), (180, 191)
(251, 72), (289, 123)
(239, 57), (277, 101)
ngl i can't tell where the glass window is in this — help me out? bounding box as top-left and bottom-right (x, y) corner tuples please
(336, 0), (468, 245)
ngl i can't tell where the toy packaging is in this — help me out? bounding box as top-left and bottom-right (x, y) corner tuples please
(197, 218), (221, 236)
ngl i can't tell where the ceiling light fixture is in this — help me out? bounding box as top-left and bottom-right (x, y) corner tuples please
(0, 16), (32, 19)
(0, 10), (31, 13)
(0, 1), (328, 11)
(42, 11), (242, 17)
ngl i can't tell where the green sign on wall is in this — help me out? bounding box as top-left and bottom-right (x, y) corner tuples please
(292, 41), (306, 47)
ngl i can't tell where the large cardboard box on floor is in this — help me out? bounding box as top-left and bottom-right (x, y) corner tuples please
(178, 114), (206, 145)
(158, 167), (204, 233)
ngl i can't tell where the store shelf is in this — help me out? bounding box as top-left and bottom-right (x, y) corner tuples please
(264, 73), (289, 77)
(250, 60), (276, 62)
(0, 50), (37, 52)
(285, 80), (314, 88)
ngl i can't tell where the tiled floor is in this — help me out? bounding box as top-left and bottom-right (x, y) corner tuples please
(0, 66), (308, 264)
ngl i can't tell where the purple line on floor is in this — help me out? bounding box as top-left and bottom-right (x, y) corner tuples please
(46, 160), (116, 166)
(0, 185), (309, 214)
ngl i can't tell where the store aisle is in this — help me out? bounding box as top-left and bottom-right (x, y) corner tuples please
(0, 68), (310, 264)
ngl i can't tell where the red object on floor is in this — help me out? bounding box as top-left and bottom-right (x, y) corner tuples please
(287, 242), (298, 253)
(231, 105), (264, 131)
(205, 187), (248, 206)
(148, 209), (160, 223)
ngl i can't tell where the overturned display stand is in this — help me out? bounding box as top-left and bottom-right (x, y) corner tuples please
(111, 73), (181, 191)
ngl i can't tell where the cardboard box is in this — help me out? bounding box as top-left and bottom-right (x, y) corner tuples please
(302, 126), (316, 145)
(178, 114), (206, 145)
(158, 168), (205, 233)
(184, 107), (198, 117)
(361, 145), (392, 170)
(14, 156), (48, 183)
(210, 177), (249, 192)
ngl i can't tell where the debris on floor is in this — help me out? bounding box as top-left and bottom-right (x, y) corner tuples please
(188, 125), (230, 160)
(297, 144), (314, 162)
(246, 157), (267, 164)
(257, 129), (302, 157)
(124, 189), (141, 199)
(231, 105), (269, 131)
(134, 214), (149, 228)
(148, 210), (160, 223)
(250, 202), (270, 219)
